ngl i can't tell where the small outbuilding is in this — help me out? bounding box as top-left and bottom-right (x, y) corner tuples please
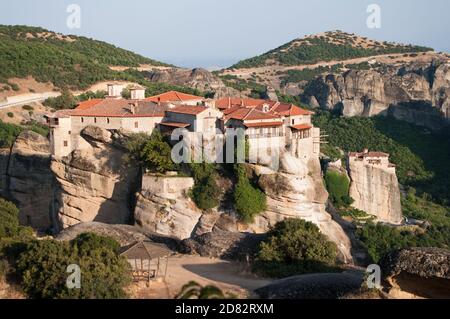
(120, 241), (173, 283)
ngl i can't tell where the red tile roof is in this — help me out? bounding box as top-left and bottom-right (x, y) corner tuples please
(226, 108), (280, 121)
(245, 121), (283, 128)
(216, 97), (313, 117)
(70, 99), (168, 118)
(145, 91), (203, 103)
(167, 105), (208, 115)
(291, 124), (312, 131)
(75, 99), (103, 110)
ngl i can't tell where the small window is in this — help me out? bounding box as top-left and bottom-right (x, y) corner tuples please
(292, 119), (295, 125)
(81, 117), (84, 123)
(107, 118), (110, 124)
(63, 141), (68, 147)
(135, 122), (139, 128)
(94, 117), (97, 123)
(68, 131), (71, 135)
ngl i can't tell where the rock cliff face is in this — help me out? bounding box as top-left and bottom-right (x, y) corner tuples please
(347, 155), (403, 224)
(133, 153), (353, 263)
(303, 60), (450, 130)
(51, 127), (140, 230)
(250, 154), (353, 263)
(0, 131), (55, 231)
(143, 67), (241, 98)
(134, 174), (203, 239)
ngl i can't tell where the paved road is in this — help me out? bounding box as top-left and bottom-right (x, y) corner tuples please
(0, 92), (60, 109)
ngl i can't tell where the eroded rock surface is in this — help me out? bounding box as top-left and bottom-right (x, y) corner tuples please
(0, 131), (55, 231)
(380, 247), (450, 299)
(51, 126), (140, 230)
(303, 60), (450, 130)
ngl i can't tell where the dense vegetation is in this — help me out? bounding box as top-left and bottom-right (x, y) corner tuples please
(189, 162), (221, 210)
(313, 111), (450, 204)
(0, 25), (169, 90)
(357, 187), (450, 263)
(0, 198), (131, 298)
(254, 219), (338, 278)
(232, 32), (431, 68)
(139, 130), (177, 173)
(233, 164), (266, 223)
(324, 170), (352, 207)
(313, 111), (450, 261)
(0, 119), (49, 148)
(281, 64), (342, 85)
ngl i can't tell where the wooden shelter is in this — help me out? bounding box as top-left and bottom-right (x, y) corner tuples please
(120, 241), (172, 283)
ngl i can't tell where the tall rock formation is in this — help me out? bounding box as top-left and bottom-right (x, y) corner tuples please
(134, 174), (203, 239)
(347, 151), (403, 224)
(250, 153), (353, 263)
(0, 131), (55, 231)
(303, 60), (450, 130)
(50, 126), (140, 230)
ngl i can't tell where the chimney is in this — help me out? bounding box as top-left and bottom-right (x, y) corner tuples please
(157, 97), (161, 105)
(363, 148), (369, 154)
(130, 103), (136, 115)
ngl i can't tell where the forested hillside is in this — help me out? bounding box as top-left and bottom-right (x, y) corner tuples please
(0, 25), (171, 90)
(231, 31), (432, 68)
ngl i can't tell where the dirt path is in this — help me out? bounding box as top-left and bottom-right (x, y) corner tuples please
(128, 255), (271, 299)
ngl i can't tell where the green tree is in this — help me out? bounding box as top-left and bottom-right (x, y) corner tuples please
(189, 162), (220, 210)
(140, 130), (177, 173)
(15, 233), (131, 299)
(233, 164), (266, 223)
(254, 218), (338, 278)
(0, 198), (33, 239)
(324, 170), (352, 207)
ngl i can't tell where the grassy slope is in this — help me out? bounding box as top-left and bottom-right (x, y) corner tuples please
(0, 25), (171, 90)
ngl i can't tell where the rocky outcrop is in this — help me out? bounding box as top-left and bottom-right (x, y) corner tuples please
(347, 153), (403, 224)
(143, 67), (241, 98)
(255, 271), (365, 299)
(134, 174), (203, 240)
(250, 154), (354, 263)
(181, 228), (266, 261)
(51, 127), (140, 230)
(380, 248), (450, 299)
(56, 221), (180, 250)
(303, 60), (450, 130)
(0, 131), (55, 231)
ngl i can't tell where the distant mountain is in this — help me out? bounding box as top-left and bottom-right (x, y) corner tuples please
(0, 25), (172, 90)
(231, 31), (433, 69)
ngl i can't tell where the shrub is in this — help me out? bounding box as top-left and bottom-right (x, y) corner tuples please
(324, 170), (351, 206)
(189, 162), (220, 210)
(0, 120), (22, 148)
(43, 89), (77, 110)
(0, 198), (33, 239)
(22, 105), (34, 111)
(15, 233), (131, 299)
(233, 164), (266, 223)
(140, 130), (177, 173)
(6, 112), (13, 118)
(254, 219), (338, 278)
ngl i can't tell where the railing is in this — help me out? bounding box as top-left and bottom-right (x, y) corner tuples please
(246, 133), (285, 139)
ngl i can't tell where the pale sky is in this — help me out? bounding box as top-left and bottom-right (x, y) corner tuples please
(1, 0), (449, 68)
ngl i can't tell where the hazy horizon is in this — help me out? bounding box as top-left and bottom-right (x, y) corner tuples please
(1, 0), (449, 68)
